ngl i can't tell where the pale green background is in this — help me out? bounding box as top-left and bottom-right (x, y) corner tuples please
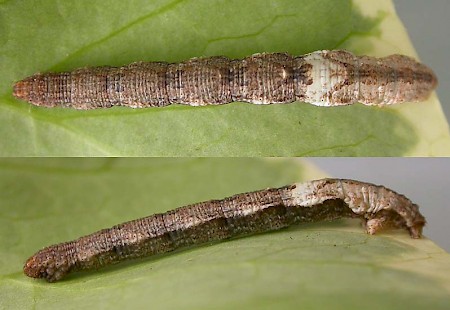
(1, 0), (449, 156)
(1, 158), (449, 309)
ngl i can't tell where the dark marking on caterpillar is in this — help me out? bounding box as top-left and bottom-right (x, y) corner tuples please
(24, 178), (426, 282)
(13, 50), (437, 109)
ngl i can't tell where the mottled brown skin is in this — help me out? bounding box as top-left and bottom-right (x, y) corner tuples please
(24, 179), (426, 282)
(13, 50), (437, 109)
(320, 51), (438, 105)
(13, 53), (306, 109)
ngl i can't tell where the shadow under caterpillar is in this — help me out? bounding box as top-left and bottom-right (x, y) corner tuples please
(13, 50), (437, 109)
(24, 178), (426, 282)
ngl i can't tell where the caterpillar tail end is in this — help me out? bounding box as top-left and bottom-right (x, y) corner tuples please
(364, 214), (425, 239)
(408, 223), (425, 239)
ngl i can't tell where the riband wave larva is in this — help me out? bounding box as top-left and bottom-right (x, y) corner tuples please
(13, 50), (437, 110)
(24, 178), (426, 282)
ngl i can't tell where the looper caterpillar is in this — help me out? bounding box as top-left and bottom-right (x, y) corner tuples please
(24, 178), (425, 282)
(13, 50), (437, 109)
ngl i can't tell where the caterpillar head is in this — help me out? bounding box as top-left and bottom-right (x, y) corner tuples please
(24, 245), (72, 282)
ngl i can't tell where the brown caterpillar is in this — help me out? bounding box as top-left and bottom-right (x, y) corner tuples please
(24, 178), (425, 282)
(13, 50), (437, 109)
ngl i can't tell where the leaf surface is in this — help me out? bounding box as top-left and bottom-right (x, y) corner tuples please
(0, 0), (448, 155)
(0, 158), (449, 309)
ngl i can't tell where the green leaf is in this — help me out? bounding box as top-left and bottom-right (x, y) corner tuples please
(0, 0), (449, 155)
(1, 158), (450, 309)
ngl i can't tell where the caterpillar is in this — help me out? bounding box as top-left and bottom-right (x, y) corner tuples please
(13, 50), (437, 109)
(24, 178), (426, 282)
